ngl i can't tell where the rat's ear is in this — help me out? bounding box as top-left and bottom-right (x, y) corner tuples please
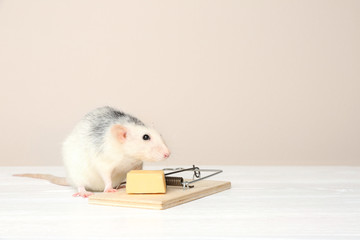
(111, 124), (127, 143)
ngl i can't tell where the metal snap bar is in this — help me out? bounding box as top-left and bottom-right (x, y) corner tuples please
(163, 165), (223, 190)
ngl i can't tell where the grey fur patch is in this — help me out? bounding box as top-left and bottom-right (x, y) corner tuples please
(84, 106), (145, 150)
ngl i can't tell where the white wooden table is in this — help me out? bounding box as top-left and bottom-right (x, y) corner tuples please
(1, 166), (359, 239)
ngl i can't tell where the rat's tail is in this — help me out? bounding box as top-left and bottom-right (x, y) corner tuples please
(13, 173), (69, 186)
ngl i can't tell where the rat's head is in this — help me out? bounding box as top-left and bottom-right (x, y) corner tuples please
(110, 124), (170, 162)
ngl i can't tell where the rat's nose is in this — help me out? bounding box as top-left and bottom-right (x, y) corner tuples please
(164, 152), (171, 159)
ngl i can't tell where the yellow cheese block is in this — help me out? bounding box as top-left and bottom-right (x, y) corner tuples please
(126, 170), (167, 194)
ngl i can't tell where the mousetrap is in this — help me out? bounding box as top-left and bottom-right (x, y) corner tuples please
(88, 165), (231, 210)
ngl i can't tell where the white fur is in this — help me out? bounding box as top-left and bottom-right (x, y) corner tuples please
(62, 117), (169, 192)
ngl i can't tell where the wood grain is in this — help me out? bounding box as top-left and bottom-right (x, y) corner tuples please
(88, 179), (231, 210)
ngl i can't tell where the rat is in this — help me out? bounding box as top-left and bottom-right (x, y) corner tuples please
(14, 106), (170, 198)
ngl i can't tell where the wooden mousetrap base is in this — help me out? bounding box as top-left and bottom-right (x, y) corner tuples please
(88, 179), (231, 210)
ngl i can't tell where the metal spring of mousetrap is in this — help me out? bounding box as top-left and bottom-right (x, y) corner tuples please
(165, 176), (184, 187)
(163, 165), (223, 190)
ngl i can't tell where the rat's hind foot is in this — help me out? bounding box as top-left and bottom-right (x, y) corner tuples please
(104, 187), (118, 193)
(73, 186), (94, 198)
(72, 192), (94, 198)
(104, 182), (118, 193)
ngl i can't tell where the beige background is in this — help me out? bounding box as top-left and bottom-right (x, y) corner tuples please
(0, 0), (359, 166)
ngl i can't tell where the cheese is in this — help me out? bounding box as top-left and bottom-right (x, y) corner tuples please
(126, 170), (167, 194)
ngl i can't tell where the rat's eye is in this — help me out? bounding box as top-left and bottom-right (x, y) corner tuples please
(142, 134), (150, 141)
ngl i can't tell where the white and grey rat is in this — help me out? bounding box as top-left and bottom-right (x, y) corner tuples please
(15, 106), (170, 197)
